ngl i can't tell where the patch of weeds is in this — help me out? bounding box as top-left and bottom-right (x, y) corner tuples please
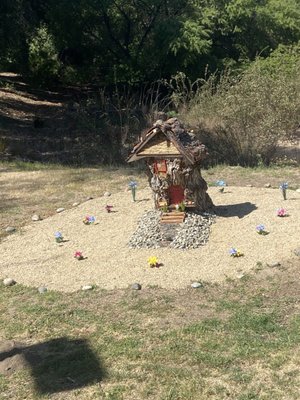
(0, 375), (8, 393)
(271, 371), (300, 399)
(197, 302), (211, 310)
(238, 390), (260, 400)
(209, 281), (220, 288)
(193, 348), (234, 369)
(20, 303), (51, 314)
(254, 261), (264, 272)
(109, 366), (141, 382)
(0, 321), (29, 339)
(141, 384), (158, 397)
(104, 385), (127, 400)
(228, 309), (279, 335)
(225, 276), (235, 284)
(6, 161), (64, 171)
(269, 354), (289, 369)
(283, 369), (300, 379)
(160, 377), (206, 400)
(128, 297), (156, 313)
(211, 384), (231, 396)
(144, 363), (192, 382)
(104, 336), (142, 360)
(69, 174), (86, 183)
(248, 294), (265, 308)
(146, 284), (160, 289)
(216, 299), (241, 311)
(196, 279), (210, 287)
(162, 338), (193, 357)
(183, 318), (224, 334)
(160, 294), (174, 305)
(287, 315), (300, 342)
(230, 367), (254, 384)
(241, 273), (254, 283)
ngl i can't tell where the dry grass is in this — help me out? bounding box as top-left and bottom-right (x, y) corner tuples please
(1, 161), (299, 240)
(0, 162), (147, 238)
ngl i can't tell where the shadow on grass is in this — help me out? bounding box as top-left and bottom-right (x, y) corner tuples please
(214, 202), (257, 218)
(0, 337), (106, 394)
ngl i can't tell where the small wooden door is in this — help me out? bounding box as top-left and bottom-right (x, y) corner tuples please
(169, 185), (184, 205)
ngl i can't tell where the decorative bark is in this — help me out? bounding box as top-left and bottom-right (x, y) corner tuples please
(187, 166), (214, 211)
(146, 159), (213, 212)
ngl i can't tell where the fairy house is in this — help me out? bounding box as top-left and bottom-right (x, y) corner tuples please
(127, 117), (213, 212)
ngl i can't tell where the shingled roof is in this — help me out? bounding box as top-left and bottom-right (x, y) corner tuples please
(127, 117), (208, 165)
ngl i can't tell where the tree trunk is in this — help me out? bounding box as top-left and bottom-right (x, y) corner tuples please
(146, 160), (214, 212)
(185, 166), (214, 211)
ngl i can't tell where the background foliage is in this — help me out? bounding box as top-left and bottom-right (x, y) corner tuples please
(184, 43), (300, 165)
(1, 0), (300, 85)
(0, 0), (300, 165)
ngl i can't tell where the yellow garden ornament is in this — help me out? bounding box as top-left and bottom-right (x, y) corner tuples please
(147, 256), (159, 268)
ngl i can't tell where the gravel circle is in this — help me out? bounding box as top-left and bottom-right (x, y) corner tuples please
(128, 211), (162, 249)
(0, 187), (299, 292)
(170, 212), (215, 249)
(128, 211), (215, 249)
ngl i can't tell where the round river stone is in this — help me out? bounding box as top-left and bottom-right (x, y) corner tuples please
(131, 283), (142, 290)
(38, 286), (47, 294)
(3, 278), (16, 286)
(191, 282), (203, 288)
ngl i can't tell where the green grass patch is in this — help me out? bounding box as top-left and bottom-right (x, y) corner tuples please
(3, 272), (299, 399)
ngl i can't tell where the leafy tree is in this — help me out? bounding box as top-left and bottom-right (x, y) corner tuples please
(0, 0), (48, 70)
(28, 25), (60, 84)
(43, 0), (216, 84)
(1, 0), (300, 85)
(212, 0), (300, 62)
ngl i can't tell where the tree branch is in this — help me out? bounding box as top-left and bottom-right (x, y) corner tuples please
(136, 1), (163, 57)
(102, 10), (132, 60)
(113, 3), (132, 51)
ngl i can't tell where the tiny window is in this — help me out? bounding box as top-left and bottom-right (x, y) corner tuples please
(154, 160), (167, 173)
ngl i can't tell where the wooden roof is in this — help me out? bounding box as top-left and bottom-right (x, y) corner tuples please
(127, 117), (208, 165)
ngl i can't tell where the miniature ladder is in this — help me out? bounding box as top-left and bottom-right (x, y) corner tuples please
(160, 211), (185, 224)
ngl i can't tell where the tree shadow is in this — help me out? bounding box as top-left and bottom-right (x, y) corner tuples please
(0, 337), (106, 394)
(214, 202), (257, 218)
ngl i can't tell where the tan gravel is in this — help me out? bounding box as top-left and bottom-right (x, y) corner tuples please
(0, 187), (299, 292)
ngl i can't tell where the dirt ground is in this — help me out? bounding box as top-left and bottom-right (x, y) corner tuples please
(0, 186), (299, 292)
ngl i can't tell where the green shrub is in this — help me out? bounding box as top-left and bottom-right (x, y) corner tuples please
(28, 25), (60, 85)
(183, 44), (300, 166)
